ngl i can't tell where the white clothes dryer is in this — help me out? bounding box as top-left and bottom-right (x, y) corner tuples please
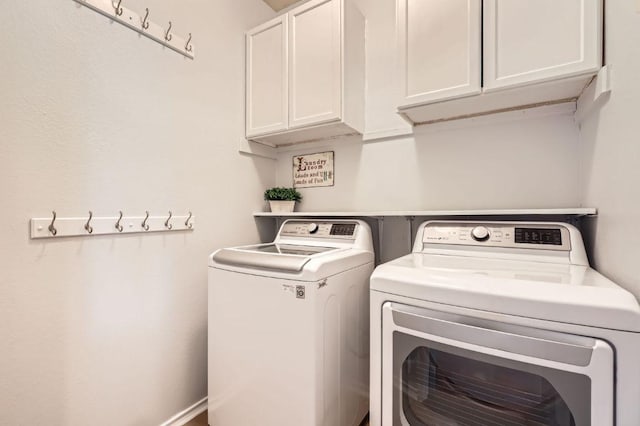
(209, 220), (374, 426)
(370, 221), (640, 426)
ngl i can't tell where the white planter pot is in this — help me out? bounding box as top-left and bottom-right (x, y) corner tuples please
(268, 200), (296, 213)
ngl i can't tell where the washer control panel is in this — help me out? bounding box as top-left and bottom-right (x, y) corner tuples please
(422, 222), (571, 251)
(280, 221), (358, 240)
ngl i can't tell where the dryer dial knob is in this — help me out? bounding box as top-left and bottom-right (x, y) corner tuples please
(308, 223), (319, 234)
(471, 226), (490, 242)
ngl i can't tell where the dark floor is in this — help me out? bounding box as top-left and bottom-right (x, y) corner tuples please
(184, 411), (208, 426)
(185, 412), (370, 426)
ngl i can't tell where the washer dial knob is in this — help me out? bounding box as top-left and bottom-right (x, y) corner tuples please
(308, 223), (319, 234)
(471, 226), (490, 242)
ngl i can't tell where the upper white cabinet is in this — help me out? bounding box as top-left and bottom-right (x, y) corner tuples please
(397, 0), (482, 108)
(483, 0), (603, 91)
(398, 0), (603, 125)
(246, 16), (288, 138)
(246, 0), (365, 146)
(289, 0), (342, 129)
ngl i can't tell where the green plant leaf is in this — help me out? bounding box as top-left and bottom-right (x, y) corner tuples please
(264, 187), (302, 202)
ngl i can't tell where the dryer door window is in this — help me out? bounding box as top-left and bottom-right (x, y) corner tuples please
(381, 303), (614, 426)
(397, 340), (586, 425)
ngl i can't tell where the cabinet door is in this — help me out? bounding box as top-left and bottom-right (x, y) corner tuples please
(288, 0), (342, 129)
(246, 16), (288, 138)
(397, 0), (482, 108)
(483, 0), (603, 92)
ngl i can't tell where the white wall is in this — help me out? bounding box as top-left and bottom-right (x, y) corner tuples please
(0, 1), (275, 424)
(276, 110), (581, 211)
(275, 0), (581, 211)
(579, 2), (640, 297)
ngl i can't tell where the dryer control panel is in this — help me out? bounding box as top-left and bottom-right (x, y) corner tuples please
(280, 221), (358, 240)
(422, 222), (571, 251)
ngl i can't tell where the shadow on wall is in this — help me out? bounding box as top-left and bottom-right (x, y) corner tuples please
(576, 104), (605, 271)
(581, 215), (599, 268)
(412, 110), (582, 210)
(183, 320), (208, 419)
(276, 107), (582, 212)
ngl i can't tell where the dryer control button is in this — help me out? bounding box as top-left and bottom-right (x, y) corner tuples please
(471, 226), (490, 242)
(308, 223), (319, 234)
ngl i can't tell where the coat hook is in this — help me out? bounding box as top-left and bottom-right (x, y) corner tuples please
(141, 211), (150, 231)
(141, 8), (150, 30)
(48, 211), (58, 236)
(84, 211), (94, 234)
(165, 22), (173, 42)
(185, 33), (193, 52)
(113, 0), (123, 16)
(164, 211), (173, 230)
(185, 211), (193, 229)
(115, 211), (124, 233)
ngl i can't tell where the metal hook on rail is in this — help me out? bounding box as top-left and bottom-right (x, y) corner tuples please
(48, 211), (58, 236)
(185, 33), (193, 52)
(84, 211), (94, 234)
(113, 0), (123, 16)
(164, 211), (173, 230)
(185, 211), (193, 229)
(141, 211), (150, 231)
(165, 21), (173, 42)
(115, 211), (124, 233)
(142, 8), (150, 30)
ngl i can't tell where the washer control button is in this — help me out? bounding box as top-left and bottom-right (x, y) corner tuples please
(471, 226), (490, 242)
(308, 223), (319, 234)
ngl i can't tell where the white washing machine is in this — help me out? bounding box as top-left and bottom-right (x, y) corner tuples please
(208, 219), (374, 426)
(370, 220), (640, 426)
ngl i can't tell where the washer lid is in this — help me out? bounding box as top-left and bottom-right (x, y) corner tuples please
(371, 253), (640, 332)
(211, 243), (341, 272)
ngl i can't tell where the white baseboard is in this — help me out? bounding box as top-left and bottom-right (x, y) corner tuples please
(159, 397), (207, 426)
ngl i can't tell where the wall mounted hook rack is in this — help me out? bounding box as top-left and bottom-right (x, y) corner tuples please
(73, 0), (195, 59)
(31, 211), (196, 239)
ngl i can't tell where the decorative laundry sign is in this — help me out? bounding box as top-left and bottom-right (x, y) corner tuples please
(293, 152), (335, 188)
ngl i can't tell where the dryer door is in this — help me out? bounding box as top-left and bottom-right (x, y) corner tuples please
(381, 303), (614, 426)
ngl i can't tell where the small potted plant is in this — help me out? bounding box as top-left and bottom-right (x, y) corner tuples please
(264, 187), (302, 213)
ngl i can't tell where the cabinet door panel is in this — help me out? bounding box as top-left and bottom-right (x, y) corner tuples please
(289, 0), (342, 129)
(398, 0), (482, 108)
(483, 0), (603, 91)
(246, 16), (288, 137)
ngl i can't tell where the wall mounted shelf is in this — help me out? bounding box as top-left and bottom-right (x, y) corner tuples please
(254, 208), (597, 218)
